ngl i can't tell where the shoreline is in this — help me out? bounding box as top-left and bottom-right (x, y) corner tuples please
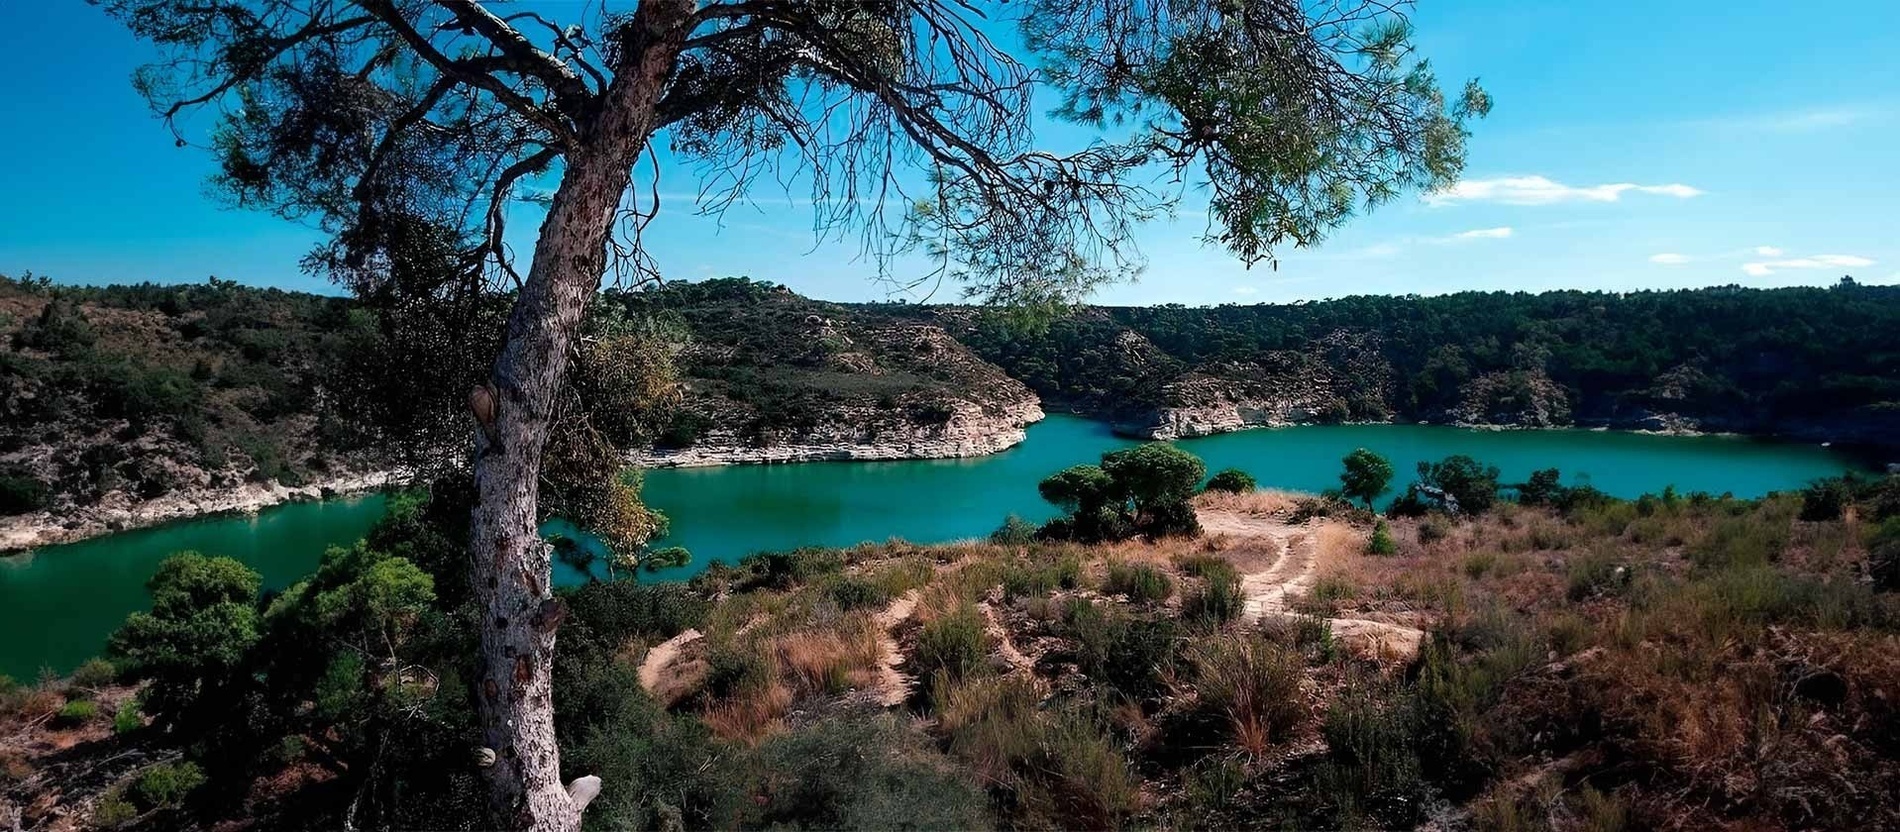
(0, 469), (404, 554)
(7, 415), (1885, 552)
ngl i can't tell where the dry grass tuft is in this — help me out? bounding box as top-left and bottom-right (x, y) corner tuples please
(1194, 488), (1301, 516)
(774, 614), (884, 696)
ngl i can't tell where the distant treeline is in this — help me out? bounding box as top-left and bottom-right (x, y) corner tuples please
(921, 278), (1900, 438)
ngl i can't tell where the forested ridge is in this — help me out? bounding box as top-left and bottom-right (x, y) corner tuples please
(919, 277), (1900, 440)
(7, 273), (1898, 522)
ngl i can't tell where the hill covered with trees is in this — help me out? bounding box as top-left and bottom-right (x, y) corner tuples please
(7, 273), (1898, 543)
(915, 278), (1900, 442)
(0, 273), (386, 542)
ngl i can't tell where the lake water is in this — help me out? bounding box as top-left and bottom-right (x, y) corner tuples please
(0, 415), (1864, 677)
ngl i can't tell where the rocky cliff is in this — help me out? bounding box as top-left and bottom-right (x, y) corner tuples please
(614, 279), (1046, 466)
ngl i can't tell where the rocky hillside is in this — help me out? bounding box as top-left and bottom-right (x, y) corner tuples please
(0, 275), (388, 548)
(924, 279), (1900, 444)
(606, 279), (1043, 465)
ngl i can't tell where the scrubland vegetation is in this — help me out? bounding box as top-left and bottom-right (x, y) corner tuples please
(7, 451), (1899, 831)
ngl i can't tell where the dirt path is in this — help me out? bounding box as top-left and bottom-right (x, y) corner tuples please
(862, 590), (921, 707)
(979, 602), (1034, 674)
(637, 628), (703, 693)
(1200, 509), (1425, 663)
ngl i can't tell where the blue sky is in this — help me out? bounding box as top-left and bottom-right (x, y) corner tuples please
(0, 1), (1894, 305)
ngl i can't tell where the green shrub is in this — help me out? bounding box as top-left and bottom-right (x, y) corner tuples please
(704, 644), (775, 700)
(1205, 468), (1258, 494)
(1002, 554), (1081, 600)
(738, 714), (989, 830)
(114, 700), (143, 734)
(989, 513), (1039, 545)
(134, 761), (206, 809)
(92, 791), (138, 827)
(827, 576), (886, 612)
(55, 699), (99, 726)
(1799, 477), (1853, 522)
(1418, 519), (1450, 544)
(1567, 551), (1630, 600)
(70, 658), (117, 689)
(913, 604), (989, 685)
(1368, 520), (1398, 555)
(1182, 568), (1246, 628)
(1064, 599), (1178, 698)
(1104, 561), (1174, 602)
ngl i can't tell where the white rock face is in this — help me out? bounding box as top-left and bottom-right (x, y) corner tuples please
(630, 397), (1046, 468)
(0, 469), (403, 552)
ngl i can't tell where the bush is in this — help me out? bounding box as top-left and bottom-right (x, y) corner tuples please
(1182, 567), (1246, 628)
(1367, 520), (1398, 555)
(1799, 477), (1853, 522)
(827, 576), (886, 612)
(92, 792), (138, 827)
(134, 761), (206, 809)
(1104, 561), (1174, 602)
(1418, 519), (1450, 544)
(55, 699), (99, 726)
(738, 715), (989, 830)
(70, 657), (117, 689)
(1190, 635), (1305, 754)
(913, 604), (989, 686)
(1001, 553), (1082, 600)
(114, 700), (143, 734)
(1064, 599), (1178, 698)
(936, 674), (1138, 829)
(1205, 468), (1258, 494)
(989, 514), (1039, 545)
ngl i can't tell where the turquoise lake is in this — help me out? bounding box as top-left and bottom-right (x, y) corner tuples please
(0, 415), (1866, 677)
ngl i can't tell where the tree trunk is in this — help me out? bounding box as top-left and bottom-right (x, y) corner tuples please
(466, 2), (695, 830)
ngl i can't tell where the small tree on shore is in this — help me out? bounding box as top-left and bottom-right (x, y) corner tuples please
(1340, 449), (1394, 509)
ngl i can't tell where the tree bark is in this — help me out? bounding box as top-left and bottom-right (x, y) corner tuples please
(466, 2), (696, 830)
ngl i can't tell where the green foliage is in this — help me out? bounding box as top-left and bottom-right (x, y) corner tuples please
(1104, 561), (1175, 602)
(1514, 467), (1566, 506)
(1038, 463), (1118, 515)
(1407, 454), (1502, 516)
(1340, 448), (1395, 509)
(736, 715), (990, 830)
(1368, 520), (1398, 555)
(134, 761), (206, 810)
(1205, 467), (1257, 494)
(1102, 442), (1207, 515)
(113, 699), (143, 734)
(988, 513), (1040, 545)
(1039, 444), (1208, 541)
(93, 792), (138, 827)
(1180, 557), (1245, 628)
(913, 604), (989, 686)
(1800, 477), (1854, 522)
(107, 552), (262, 733)
(961, 284), (1900, 441)
(69, 658), (117, 689)
(55, 699), (99, 726)
(1063, 599), (1178, 699)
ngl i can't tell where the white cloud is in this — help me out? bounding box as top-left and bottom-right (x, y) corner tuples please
(1741, 254), (1875, 277)
(1232, 286), (1258, 295)
(1649, 253), (1692, 265)
(1698, 105), (1887, 134)
(1753, 246), (1784, 257)
(1426, 175), (1704, 206)
(1451, 227), (1514, 240)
